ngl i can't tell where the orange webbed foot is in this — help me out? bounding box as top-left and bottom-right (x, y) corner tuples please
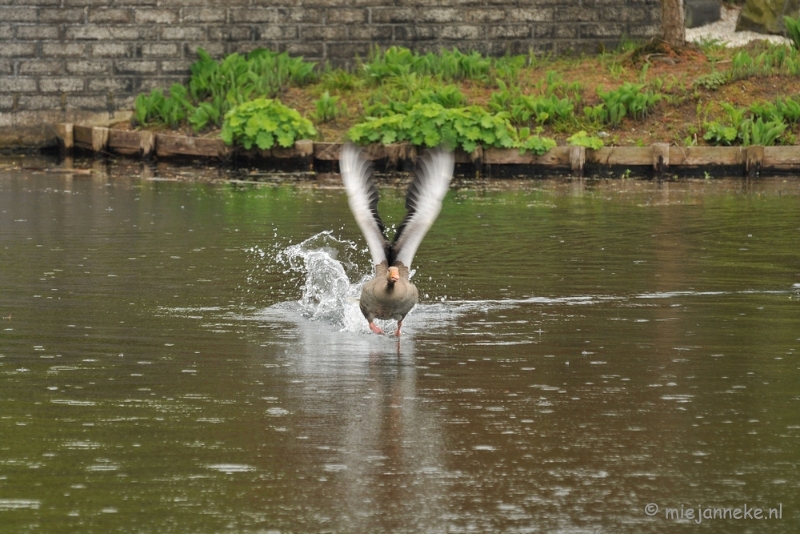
(368, 322), (384, 335)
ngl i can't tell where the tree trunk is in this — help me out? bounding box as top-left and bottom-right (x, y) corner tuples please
(662, 0), (686, 47)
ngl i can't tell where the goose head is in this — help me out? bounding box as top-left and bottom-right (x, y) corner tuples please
(387, 266), (400, 285)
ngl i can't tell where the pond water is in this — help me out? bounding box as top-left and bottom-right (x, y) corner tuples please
(1, 155), (799, 533)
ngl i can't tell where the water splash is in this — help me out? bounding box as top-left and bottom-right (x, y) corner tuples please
(246, 231), (620, 335)
(282, 233), (356, 320)
(254, 231), (374, 332)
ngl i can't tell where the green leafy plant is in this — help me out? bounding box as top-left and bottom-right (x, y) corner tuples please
(348, 103), (555, 154)
(776, 96), (800, 122)
(135, 48), (317, 133)
(134, 92), (152, 126)
(784, 15), (800, 50)
(728, 45), (800, 81)
(488, 79), (516, 114)
(695, 37), (727, 63)
(320, 69), (364, 92)
(311, 91), (345, 123)
(541, 70), (584, 101)
(583, 103), (608, 125)
(159, 99), (188, 129)
(438, 48), (491, 82)
(517, 127), (557, 154)
(639, 62), (650, 84)
(584, 82), (661, 127)
(649, 76), (664, 92)
(422, 84), (467, 108)
(365, 81), (467, 117)
(188, 101), (222, 132)
(189, 48), (315, 104)
(133, 84), (193, 129)
(608, 61), (626, 80)
(703, 99), (790, 147)
(363, 46), (491, 83)
(567, 130), (604, 150)
(702, 122), (738, 145)
(720, 102), (746, 125)
(729, 50), (758, 81)
(221, 98), (317, 150)
(362, 46), (415, 80)
(381, 71), (434, 94)
(749, 96), (800, 124)
(489, 80), (575, 126)
(492, 54), (527, 85)
(739, 117), (787, 146)
(609, 82), (661, 120)
(693, 71), (728, 91)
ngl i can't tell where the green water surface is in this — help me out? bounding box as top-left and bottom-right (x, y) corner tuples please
(1, 156), (799, 533)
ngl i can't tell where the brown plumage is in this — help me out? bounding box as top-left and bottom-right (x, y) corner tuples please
(358, 262), (418, 335)
(340, 143), (454, 335)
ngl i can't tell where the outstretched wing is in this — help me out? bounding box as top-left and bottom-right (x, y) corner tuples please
(339, 143), (389, 266)
(390, 146), (454, 268)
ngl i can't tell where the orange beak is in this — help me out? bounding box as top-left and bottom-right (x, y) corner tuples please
(388, 267), (400, 283)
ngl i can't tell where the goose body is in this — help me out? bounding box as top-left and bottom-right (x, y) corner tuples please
(340, 143), (454, 335)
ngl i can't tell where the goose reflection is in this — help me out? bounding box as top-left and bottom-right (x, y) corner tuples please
(249, 308), (452, 532)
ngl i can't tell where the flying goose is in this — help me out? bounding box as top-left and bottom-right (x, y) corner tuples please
(340, 143), (454, 336)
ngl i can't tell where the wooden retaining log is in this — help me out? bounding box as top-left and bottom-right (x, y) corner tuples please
(313, 142), (342, 161)
(591, 146), (652, 167)
(763, 146), (800, 171)
(92, 127), (109, 153)
(140, 131), (155, 158)
(107, 129), (144, 156)
(295, 139), (314, 171)
(652, 143), (670, 175)
(363, 143), (387, 161)
(569, 146), (585, 176)
(668, 146), (742, 167)
(72, 125), (94, 151)
(55, 124), (800, 175)
(55, 123), (73, 150)
(385, 143), (414, 168)
(155, 133), (229, 159)
(73, 128), (156, 158)
(745, 145), (764, 178)
(537, 146), (572, 168)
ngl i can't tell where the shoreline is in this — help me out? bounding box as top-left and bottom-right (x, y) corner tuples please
(52, 123), (800, 179)
(5, 7), (800, 164)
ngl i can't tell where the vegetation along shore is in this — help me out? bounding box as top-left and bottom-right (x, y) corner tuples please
(116, 15), (800, 163)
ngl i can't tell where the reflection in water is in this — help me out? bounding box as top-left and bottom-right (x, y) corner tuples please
(240, 238), (454, 532)
(254, 308), (449, 532)
(1, 156), (799, 533)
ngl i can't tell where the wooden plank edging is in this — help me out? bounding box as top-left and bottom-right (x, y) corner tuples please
(155, 133), (229, 159)
(55, 125), (800, 174)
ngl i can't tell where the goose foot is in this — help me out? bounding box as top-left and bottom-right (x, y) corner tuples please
(368, 321), (384, 335)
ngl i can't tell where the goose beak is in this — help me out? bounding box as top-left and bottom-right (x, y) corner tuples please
(388, 267), (400, 283)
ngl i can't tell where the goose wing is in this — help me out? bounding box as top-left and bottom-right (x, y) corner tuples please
(390, 146), (454, 268)
(340, 143), (389, 266)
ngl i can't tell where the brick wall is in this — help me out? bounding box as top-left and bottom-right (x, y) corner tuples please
(0, 0), (662, 147)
